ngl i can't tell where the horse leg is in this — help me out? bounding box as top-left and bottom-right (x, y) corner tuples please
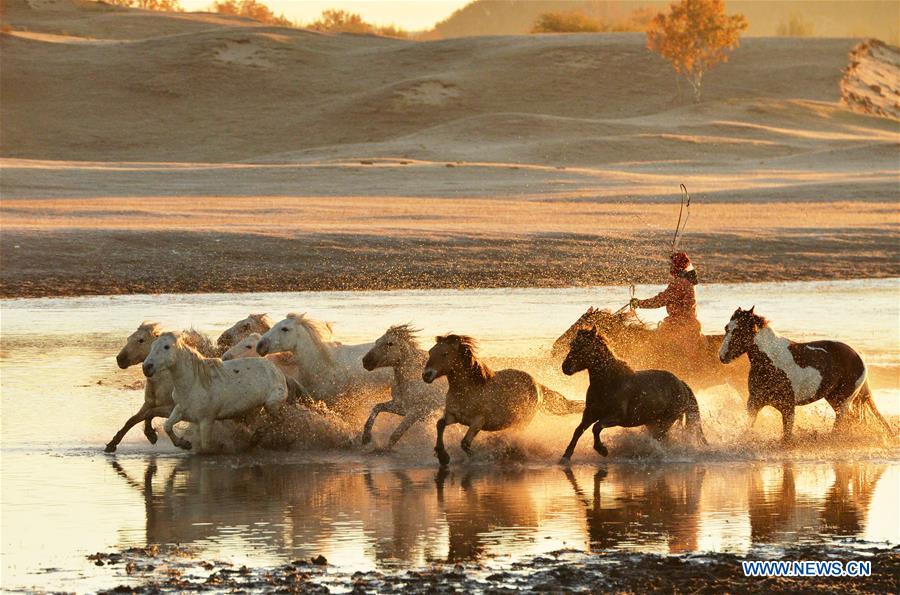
(560, 416), (592, 465)
(779, 406), (795, 446)
(164, 405), (192, 450)
(744, 400), (762, 440)
(460, 416), (483, 457)
(434, 413), (456, 467)
(197, 419), (213, 453)
(361, 402), (388, 446)
(649, 420), (676, 444)
(105, 403), (153, 453)
(143, 418), (159, 445)
(831, 397), (852, 433)
(387, 412), (421, 449)
(591, 422), (608, 457)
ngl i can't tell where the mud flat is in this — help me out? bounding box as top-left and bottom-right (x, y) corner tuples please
(88, 543), (900, 593)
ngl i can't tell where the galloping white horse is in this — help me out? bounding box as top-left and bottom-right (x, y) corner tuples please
(143, 332), (288, 452)
(256, 313), (392, 407)
(360, 324), (445, 448)
(106, 322), (216, 453)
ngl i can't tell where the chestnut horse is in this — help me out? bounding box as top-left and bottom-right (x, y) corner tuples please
(552, 307), (749, 397)
(423, 334), (583, 467)
(559, 328), (706, 464)
(719, 307), (893, 443)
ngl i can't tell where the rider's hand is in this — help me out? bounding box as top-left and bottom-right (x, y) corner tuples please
(629, 297), (640, 309)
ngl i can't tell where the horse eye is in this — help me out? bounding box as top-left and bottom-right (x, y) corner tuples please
(387, 342), (394, 347)
(138, 339), (144, 343)
(281, 327), (288, 332)
(164, 345), (170, 350)
(246, 345), (252, 349)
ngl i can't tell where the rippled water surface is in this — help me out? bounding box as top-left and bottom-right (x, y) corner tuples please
(1, 280), (898, 591)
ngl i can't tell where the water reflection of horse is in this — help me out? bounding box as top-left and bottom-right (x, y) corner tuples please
(563, 465), (704, 553)
(109, 457), (369, 551)
(552, 307), (749, 397)
(434, 468), (541, 561)
(747, 462), (887, 543)
(109, 458), (444, 565)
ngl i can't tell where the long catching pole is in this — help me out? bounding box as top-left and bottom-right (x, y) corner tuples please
(671, 184), (691, 253)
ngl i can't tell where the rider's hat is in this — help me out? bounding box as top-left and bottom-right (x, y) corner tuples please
(670, 251), (693, 272)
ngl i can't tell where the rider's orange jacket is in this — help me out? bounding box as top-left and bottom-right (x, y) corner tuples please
(636, 276), (698, 323)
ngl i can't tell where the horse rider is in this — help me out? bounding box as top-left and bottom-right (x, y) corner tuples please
(629, 252), (703, 361)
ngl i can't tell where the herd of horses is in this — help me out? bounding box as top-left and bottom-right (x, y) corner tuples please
(106, 304), (894, 464)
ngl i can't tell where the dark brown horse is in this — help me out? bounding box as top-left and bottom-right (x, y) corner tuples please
(423, 334), (583, 467)
(719, 307), (893, 443)
(559, 328), (706, 463)
(552, 307), (750, 397)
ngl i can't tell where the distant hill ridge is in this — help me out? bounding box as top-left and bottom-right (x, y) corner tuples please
(425, 1), (899, 43)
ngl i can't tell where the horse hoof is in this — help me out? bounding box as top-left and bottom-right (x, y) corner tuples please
(180, 441), (193, 451)
(104, 444), (117, 453)
(360, 434), (371, 446)
(144, 432), (158, 445)
(436, 449), (451, 467)
(595, 445), (609, 457)
(558, 456), (571, 466)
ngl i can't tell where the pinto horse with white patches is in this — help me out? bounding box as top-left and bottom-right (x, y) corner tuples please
(719, 307), (893, 443)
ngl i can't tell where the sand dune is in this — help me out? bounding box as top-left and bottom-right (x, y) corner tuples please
(0, 1), (898, 296)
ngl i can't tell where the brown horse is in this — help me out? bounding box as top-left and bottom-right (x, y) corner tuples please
(559, 328), (706, 463)
(719, 307), (893, 443)
(423, 334), (582, 467)
(552, 306), (749, 397)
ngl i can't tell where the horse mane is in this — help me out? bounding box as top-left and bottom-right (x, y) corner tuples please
(437, 334), (494, 383)
(249, 313), (273, 329)
(138, 321), (162, 335)
(590, 308), (650, 331)
(181, 327), (217, 357)
(386, 323), (422, 350)
(173, 333), (221, 389)
(287, 312), (335, 363)
(580, 328), (635, 375)
(734, 308), (770, 329)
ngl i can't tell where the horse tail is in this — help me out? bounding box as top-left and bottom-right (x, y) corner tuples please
(681, 382), (707, 445)
(539, 385), (585, 415)
(858, 381), (895, 437)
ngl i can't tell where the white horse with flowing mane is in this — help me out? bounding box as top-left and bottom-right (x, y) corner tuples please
(105, 322), (216, 453)
(143, 332), (288, 452)
(256, 313), (392, 407)
(360, 324), (445, 448)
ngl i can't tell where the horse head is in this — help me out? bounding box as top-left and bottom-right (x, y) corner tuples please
(363, 324), (421, 371)
(117, 322), (162, 369)
(719, 306), (765, 364)
(217, 313), (272, 350)
(222, 333), (261, 361)
(423, 334), (482, 384)
(142, 332), (182, 377)
(561, 327), (616, 375)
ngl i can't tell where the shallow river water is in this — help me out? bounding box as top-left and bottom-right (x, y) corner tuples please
(1, 279), (898, 591)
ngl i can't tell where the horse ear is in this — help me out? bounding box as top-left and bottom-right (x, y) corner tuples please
(749, 305), (755, 314)
(587, 306), (594, 313)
